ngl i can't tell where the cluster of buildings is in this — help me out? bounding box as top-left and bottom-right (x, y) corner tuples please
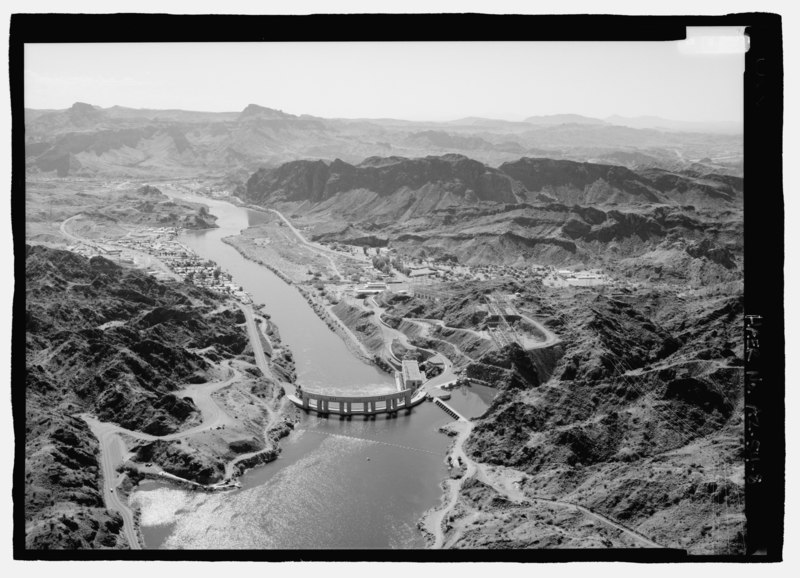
(153, 242), (251, 302)
(354, 281), (390, 298)
(543, 268), (610, 287)
(319, 241), (390, 259)
(324, 240), (616, 305)
(73, 226), (252, 303)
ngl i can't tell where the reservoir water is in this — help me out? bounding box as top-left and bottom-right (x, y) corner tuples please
(131, 189), (484, 549)
(443, 383), (497, 420)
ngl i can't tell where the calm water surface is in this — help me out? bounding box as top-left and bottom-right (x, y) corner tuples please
(168, 192), (393, 394)
(443, 383), (498, 419)
(132, 190), (490, 549)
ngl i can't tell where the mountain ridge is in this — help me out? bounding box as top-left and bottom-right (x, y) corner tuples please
(24, 102), (743, 178)
(244, 154), (742, 213)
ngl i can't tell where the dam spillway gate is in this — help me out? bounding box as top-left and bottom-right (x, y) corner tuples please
(288, 387), (426, 417)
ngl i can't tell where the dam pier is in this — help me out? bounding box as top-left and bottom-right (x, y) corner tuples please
(288, 387), (427, 417)
(289, 359), (428, 417)
(288, 359), (469, 421)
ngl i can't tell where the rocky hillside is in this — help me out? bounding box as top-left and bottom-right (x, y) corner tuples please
(245, 154), (521, 218)
(24, 245), (249, 548)
(462, 288), (745, 553)
(245, 154), (742, 211)
(377, 275), (744, 552)
(242, 155), (742, 280)
(499, 157), (664, 205)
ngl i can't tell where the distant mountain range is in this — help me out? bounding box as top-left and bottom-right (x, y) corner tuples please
(449, 113), (740, 134)
(24, 102), (742, 179)
(604, 115), (742, 135)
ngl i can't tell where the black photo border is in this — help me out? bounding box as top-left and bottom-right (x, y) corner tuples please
(9, 11), (784, 563)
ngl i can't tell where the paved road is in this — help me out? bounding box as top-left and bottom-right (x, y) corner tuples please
(363, 297), (412, 364)
(222, 304), (290, 478)
(267, 208), (356, 279)
(59, 214), (84, 243)
(84, 420), (141, 549)
(363, 298), (467, 422)
(268, 208), (365, 262)
(239, 303), (274, 381)
(83, 369), (239, 441)
(516, 312), (560, 348)
(412, 317), (489, 341)
(365, 297), (457, 385)
(81, 364), (242, 549)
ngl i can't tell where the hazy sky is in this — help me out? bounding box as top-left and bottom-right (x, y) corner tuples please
(24, 35), (745, 122)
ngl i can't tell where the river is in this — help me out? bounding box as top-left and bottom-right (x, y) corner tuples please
(130, 189), (493, 549)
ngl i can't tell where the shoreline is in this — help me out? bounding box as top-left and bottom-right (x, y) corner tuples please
(115, 300), (299, 548)
(417, 421), (472, 549)
(120, 194), (456, 549)
(221, 235), (381, 369)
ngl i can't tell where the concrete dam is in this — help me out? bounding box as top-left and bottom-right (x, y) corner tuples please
(288, 387), (428, 417)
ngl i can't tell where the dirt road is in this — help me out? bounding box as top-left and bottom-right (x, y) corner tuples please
(516, 312), (560, 348)
(85, 420), (142, 549)
(422, 420), (664, 550)
(365, 297), (459, 389)
(422, 421), (477, 548)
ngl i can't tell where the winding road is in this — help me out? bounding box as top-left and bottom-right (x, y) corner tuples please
(364, 297), (459, 391)
(388, 304), (658, 550)
(82, 302), (282, 549)
(87, 420), (141, 549)
(424, 421), (664, 549)
(239, 303), (275, 383)
(267, 208), (365, 280)
(82, 367), (241, 549)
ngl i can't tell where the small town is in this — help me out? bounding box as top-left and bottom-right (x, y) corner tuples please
(68, 225), (253, 303)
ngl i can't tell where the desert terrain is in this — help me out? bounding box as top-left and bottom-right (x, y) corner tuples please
(23, 102), (743, 553)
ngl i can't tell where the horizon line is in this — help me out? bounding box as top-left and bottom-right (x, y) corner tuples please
(24, 102), (744, 127)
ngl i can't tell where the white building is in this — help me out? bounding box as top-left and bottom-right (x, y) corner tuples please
(401, 360), (423, 390)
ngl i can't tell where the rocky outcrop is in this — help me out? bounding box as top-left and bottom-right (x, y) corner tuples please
(686, 238), (736, 269)
(133, 440), (224, 485)
(245, 154), (520, 209)
(24, 245), (251, 548)
(24, 413), (129, 549)
(640, 168), (742, 206)
(499, 157), (663, 204)
(239, 153), (741, 271)
(462, 287), (744, 553)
